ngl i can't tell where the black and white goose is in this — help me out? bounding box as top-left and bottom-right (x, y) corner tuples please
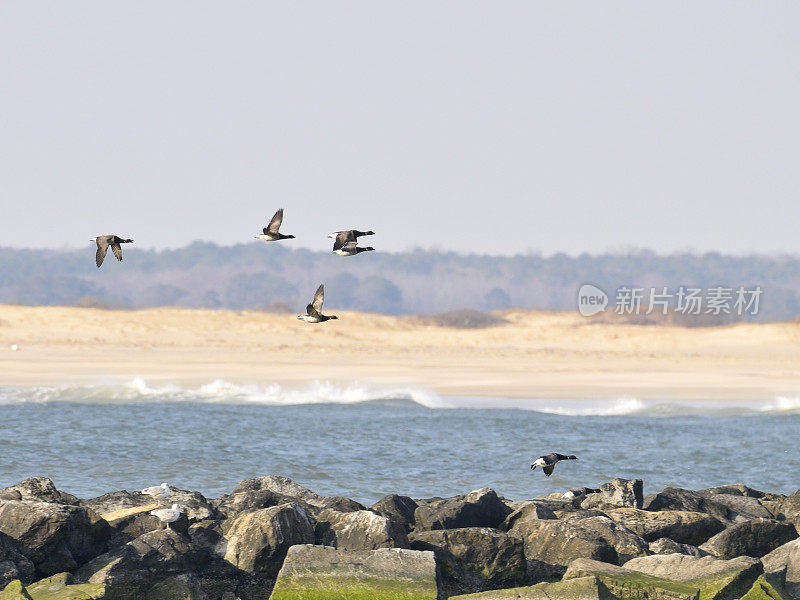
(256, 208), (295, 242)
(561, 487), (601, 502)
(333, 241), (375, 257)
(530, 453), (578, 476)
(297, 284), (338, 323)
(328, 229), (374, 251)
(91, 235), (133, 268)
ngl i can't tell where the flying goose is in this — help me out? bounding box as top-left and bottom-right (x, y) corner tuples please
(530, 453), (578, 476)
(297, 284), (338, 323)
(333, 241), (375, 257)
(561, 487), (601, 502)
(91, 235), (133, 267)
(256, 208), (295, 242)
(150, 503), (182, 529)
(141, 482), (170, 499)
(328, 229), (375, 252)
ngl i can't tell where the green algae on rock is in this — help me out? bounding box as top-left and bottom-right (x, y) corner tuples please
(268, 545), (437, 600)
(446, 575), (617, 599)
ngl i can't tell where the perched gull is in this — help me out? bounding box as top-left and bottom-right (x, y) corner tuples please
(141, 482), (170, 499)
(530, 453), (578, 477)
(328, 229), (375, 253)
(150, 503), (182, 529)
(91, 235), (133, 268)
(255, 208), (295, 242)
(562, 487), (601, 502)
(297, 284), (338, 323)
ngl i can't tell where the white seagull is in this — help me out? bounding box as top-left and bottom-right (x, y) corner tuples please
(150, 503), (182, 529)
(141, 482), (170, 499)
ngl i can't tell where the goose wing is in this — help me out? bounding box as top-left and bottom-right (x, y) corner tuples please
(311, 284), (325, 313)
(95, 237), (109, 267)
(543, 464), (555, 477)
(110, 242), (123, 261)
(266, 208), (284, 234)
(332, 231), (354, 251)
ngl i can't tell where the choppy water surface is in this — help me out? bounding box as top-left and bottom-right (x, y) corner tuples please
(0, 380), (798, 502)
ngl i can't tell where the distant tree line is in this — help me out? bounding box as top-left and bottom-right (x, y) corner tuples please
(0, 242), (798, 322)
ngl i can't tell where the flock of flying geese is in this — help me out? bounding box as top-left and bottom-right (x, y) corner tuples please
(90, 207), (376, 323)
(96, 212), (590, 522)
(140, 453), (592, 529)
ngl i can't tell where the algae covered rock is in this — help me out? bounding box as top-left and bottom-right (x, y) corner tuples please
(563, 558), (700, 600)
(314, 509), (409, 550)
(606, 508), (725, 546)
(448, 575), (616, 599)
(23, 572), (106, 600)
(0, 580), (33, 600)
(699, 519), (798, 559)
(269, 544), (437, 600)
(739, 576), (792, 600)
(414, 488), (512, 531)
(409, 527), (526, 596)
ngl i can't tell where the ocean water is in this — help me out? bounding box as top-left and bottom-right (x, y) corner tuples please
(0, 379), (798, 503)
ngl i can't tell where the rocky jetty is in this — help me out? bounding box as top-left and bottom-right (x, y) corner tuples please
(0, 476), (798, 599)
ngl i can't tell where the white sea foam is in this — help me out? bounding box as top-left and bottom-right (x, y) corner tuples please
(533, 397), (648, 416)
(0, 378), (450, 409)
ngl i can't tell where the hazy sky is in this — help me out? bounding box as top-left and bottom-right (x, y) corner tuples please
(2, 2), (799, 256)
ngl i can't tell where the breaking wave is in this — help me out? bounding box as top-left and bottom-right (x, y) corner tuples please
(0, 378), (450, 409)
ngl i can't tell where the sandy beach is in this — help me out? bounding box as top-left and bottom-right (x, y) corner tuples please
(0, 305), (798, 401)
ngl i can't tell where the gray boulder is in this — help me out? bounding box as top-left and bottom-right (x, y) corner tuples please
(508, 516), (617, 567)
(370, 494), (418, 532)
(314, 509), (409, 549)
(648, 538), (705, 557)
(564, 515), (650, 564)
(563, 558), (701, 600)
(699, 485), (766, 498)
(414, 488), (512, 531)
(446, 575), (617, 599)
(0, 479), (78, 506)
(606, 507), (726, 546)
(699, 519), (798, 559)
(0, 500), (108, 577)
(582, 479), (644, 510)
(76, 528), (207, 599)
(500, 502), (557, 532)
(763, 490), (800, 527)
(216, 502), (314, 576)
(409, 527), (526, 597)
(215, 475), (363, 518)
(696, 492), (774, 522)
(643, 487), (732, 523)
(270, 544), (437, 599)
(761, 538), (800, 599)
(623, 554), (763, 600)
(0, 533), (34, 589)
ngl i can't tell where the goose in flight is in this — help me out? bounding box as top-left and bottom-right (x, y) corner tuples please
(91, 235), (133, 267)
(256, 208), (295, 242)
(328, 229), (375, 252)
(298, 284), (338, 323)
(530, 453), (578, 476)
(333, 241), (375, 257)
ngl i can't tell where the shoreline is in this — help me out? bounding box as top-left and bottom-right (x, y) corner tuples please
(1, 305), (799, 401)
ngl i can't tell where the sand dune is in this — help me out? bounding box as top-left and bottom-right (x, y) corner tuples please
(0, 305), (798, 400)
